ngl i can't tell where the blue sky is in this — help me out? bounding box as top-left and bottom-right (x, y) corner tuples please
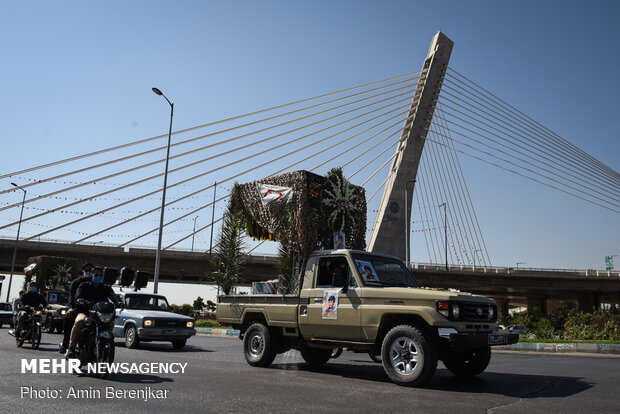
(1, 1), (618, 303)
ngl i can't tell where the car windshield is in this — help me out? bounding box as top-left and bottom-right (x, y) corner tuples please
(352, 253), (420, 288)
(0, 303), (11, 311)
(125, 295), (170, 311)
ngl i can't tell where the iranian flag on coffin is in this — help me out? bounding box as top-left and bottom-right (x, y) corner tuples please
(257, 184), (294, 206)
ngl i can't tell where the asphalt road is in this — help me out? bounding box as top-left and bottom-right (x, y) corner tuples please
(1, 329), (619, 413)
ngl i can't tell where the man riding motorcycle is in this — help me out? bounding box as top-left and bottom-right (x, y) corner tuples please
(60, 263), (94, 353)
(16, 282), (48, 338)
(65, 266), (121, 359)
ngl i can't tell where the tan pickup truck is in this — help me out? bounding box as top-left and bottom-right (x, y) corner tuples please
(217, 249), (518, 386)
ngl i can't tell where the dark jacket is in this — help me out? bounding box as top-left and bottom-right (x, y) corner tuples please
(75, 281), (117, 312)
(20, 291), (48, 308)
(69, 276), (91, 308)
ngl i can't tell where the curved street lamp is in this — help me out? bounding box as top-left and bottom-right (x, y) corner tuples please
(152, 87), (174, 294)
(6, 183), (26, 301)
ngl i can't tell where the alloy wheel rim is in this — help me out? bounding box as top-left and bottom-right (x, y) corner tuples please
(389, 336), (422, 376)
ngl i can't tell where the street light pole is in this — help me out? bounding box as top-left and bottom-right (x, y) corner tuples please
(152, 87), (174, 294)
(191, 215), (199, 252)
(439, 202), (448, 271)
(404, 179), (416, 266)
(6, 183), (26, 301)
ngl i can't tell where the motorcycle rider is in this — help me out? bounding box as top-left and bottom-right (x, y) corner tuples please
(65, 266), (120, 359)
(59, 263), (94, 353)
(12, 290), (25, 329)
(16, 282), (48, 338)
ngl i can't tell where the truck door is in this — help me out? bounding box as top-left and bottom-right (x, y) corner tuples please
(299, 255), (362, 341)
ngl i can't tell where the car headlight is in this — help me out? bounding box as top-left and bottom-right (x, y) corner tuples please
(186, 321), (194, 328)
(34, 310), (42, 316)
(144, 319), (153, 327)
(436, 301), (460, 320)
(488, 305), (495, 321)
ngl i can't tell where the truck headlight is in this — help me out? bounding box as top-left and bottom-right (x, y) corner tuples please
(452, 303), (460, 319)
(186, 321), (194, 328)
(144, 319), (154, 327)
(488, 305), (495, 321)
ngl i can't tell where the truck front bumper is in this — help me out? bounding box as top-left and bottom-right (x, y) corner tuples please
(444, 331), (519, 350)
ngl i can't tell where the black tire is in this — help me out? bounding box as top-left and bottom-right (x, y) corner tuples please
(368, 351), (382, 363)
(96, 339), (115, 379)
(300, 348), (333, 367)
(32, 325), (42, 350)
(171, 339), (187, 350)
(442, 347), (491, 377)
(43, 317), (54, 333)
(331, 348), (343, 359)
(381, 325), (437, 387)
(124, 325), (140, 349)
(243, 323), (277, 367)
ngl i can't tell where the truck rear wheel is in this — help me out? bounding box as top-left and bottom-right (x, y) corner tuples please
(381, 325), (437, 387)
(442, 347), (491, 377)
(243, 323), (276, 367)
(300, 348), (332, 367)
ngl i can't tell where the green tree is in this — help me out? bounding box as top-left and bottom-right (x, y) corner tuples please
(206, 300), (217, 312)
(276, 244), (299, 294)
(172, 304), (194, 316)
(193, 296), (205, 312)
(212, 185), (246, 295)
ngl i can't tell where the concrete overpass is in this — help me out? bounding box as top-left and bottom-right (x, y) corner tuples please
(1, 239), (619, 313)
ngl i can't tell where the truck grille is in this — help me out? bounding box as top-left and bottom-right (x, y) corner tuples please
(461, 303), (496, 322)
(153, 319), (187, 328)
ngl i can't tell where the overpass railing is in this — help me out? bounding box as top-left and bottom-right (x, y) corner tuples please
(411, 262), (620, 278)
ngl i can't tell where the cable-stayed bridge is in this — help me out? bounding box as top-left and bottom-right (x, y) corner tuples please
(1, 32), (618, 312)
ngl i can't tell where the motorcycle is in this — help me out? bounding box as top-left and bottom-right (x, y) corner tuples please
(14, 305), (43, 349)
(74, 299), (117, 378)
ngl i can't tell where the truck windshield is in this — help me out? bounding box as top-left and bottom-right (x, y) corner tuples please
(125, 295), (170, 311)
(352, 253), (420, 288)
(48, 292), (69, 305)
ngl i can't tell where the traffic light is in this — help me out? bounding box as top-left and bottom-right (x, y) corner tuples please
(119, 267), (135, 287)
(103, 267), (118, 286)
(134, 271), (149, 289)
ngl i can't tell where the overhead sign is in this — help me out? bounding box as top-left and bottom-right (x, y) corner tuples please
(605, 256), (614, 271)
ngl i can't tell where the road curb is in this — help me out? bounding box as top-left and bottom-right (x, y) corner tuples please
(497, 342), (620, 355)
(196, 327), (240, 337)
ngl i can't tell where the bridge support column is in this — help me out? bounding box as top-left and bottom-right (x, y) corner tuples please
(527, 295), (547, 314)
(496, 300), (510, 317)
(368, 32), (453, 261)
(578, 292), (601, 313)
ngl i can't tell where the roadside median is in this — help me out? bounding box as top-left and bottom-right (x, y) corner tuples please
(496, 341), (620, 355)
(196, 327), (239, 337)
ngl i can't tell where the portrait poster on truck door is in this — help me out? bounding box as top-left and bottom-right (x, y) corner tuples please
(322, 290), (338, 319)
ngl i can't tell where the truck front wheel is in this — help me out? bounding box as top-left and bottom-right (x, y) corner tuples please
(442, 347), (491, 377)
(381, 325), (437, 387)
(243, 323), (276, 367)
(300, 348), (332, 367)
